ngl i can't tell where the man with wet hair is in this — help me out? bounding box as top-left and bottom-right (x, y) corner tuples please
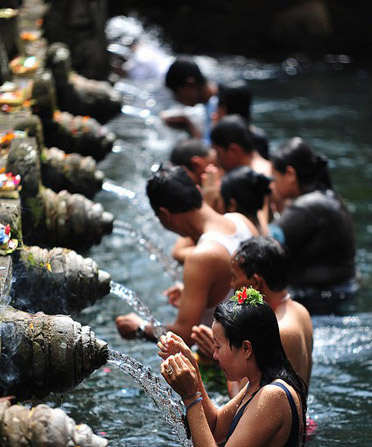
(163, 57), (218, 143)
(115, 165), (256, 345)
(170, 139), (217, 185)
(165, 57), (216, 106)
(192, 236), (313, 393)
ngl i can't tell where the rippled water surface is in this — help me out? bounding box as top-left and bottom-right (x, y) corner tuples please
(44, 49), (372, 446)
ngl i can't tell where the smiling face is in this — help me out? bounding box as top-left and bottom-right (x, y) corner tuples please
(212, 321), (247, 381)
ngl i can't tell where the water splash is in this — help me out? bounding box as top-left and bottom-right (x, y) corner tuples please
(108, 349), (192, 447)
(110, 281), (166, 339)
(113, 220), (182, 283)
(102, 179), (145, 207)
(313, 313), (372, 365)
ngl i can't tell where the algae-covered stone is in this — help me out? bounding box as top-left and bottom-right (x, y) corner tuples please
(11, 245), (111, 314)
(0, 307), (108, 400)
(0, 401), (108, 446)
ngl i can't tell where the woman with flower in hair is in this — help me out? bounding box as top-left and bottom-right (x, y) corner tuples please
(159, 287), (307, 447)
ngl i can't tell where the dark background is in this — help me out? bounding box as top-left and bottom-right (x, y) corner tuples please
(108, 0), (372, 62)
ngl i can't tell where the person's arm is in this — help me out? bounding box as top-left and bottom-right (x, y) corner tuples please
(190, 324), (215, 359)
(158, 333), (219, 431)
(116, 250), (217, 344)
(171, 236), (195, 264)
(161, 113), (202, 138)
(201, 165), (224, 213)
(161, 352), (252, 445)
(165, 250), (216, 345)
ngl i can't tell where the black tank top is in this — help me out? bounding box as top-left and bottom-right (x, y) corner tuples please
(222, 382), (300, 447)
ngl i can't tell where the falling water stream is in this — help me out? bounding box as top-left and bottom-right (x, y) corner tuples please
(110, 281), (166, 339)
(108, 349), (192, 447)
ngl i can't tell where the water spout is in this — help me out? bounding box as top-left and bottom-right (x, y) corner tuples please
(0, 400), (108, 447)
(108, 349), (192, 447)
(110, 281), (166, 339)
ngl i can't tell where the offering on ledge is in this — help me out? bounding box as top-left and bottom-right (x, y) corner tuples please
(0, 172), (21, 198)
(9, 56), (39, 76)
(0, 223), (18, 254)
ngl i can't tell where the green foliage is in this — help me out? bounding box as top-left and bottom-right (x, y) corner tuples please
(230, 286), (264, 306)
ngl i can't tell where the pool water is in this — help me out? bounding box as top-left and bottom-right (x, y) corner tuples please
(44, 56), (372, 446)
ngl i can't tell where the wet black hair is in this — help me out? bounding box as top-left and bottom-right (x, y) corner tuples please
(165, 57), (206, 91)
(218, 80), (252, 122)
(221, 166), (271, 218)
(214, 299), (307, 445)
(146, 165), (202, 213)
(211, 115), (254, 153)
(235, 236), (288, 291)
(271, 137), (333, 193)
(170, 139), (210, 171)
(250, 124), (270, 160)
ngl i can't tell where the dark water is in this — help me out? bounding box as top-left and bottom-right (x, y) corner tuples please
(43, 52), (372, 445)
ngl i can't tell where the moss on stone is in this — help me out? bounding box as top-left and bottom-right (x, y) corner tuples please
(25, 195), (44, 228)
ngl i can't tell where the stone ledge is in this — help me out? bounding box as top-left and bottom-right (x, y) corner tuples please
(0, 255), (12, 301)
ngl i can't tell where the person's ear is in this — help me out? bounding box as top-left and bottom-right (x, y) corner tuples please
(190, 155), (205, 174)
(228, 142), (241, 154)
(249, 274), (263, 291)
(242, 340), (252, 359)
(157, 206), (171, 223)
(286, 165), (298, 184)
(185, 76), (197, 85)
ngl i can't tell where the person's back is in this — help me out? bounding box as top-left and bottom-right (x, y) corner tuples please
(275, 298), (313, 387)
(275, 189), (355, 288)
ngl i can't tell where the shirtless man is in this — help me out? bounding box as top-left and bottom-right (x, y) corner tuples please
(115, 166), (257, 345)
(192, 236), (313, 391)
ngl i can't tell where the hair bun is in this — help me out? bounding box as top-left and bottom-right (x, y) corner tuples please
(256, 173), (272, 195)
(316, 154), (328, 169)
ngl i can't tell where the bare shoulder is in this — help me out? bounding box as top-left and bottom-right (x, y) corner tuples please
(259, 381), (300, 414)
(282, 299), (312, 326)
(230, 212), (259, 236)
(258, 381), (291, 401)
(183, 241), (228, 274)
(243, 382), (291, 425)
